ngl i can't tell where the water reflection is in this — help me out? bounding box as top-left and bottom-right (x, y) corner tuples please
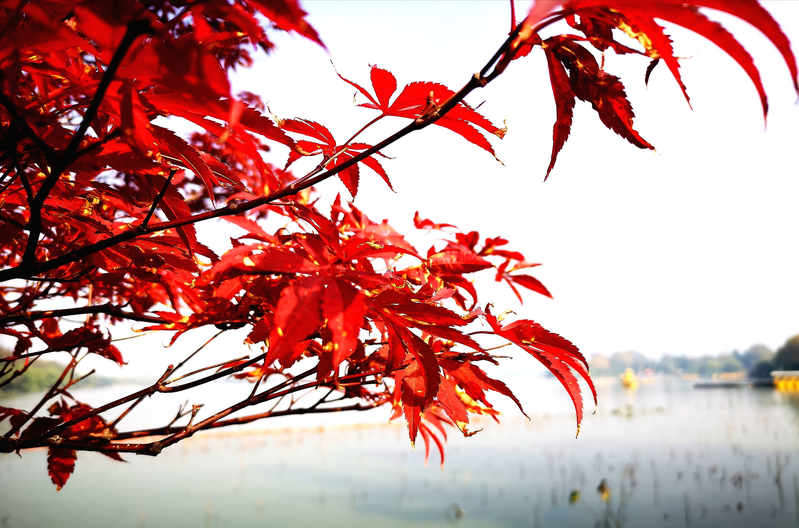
(777, 390), (799, 418)
(1, 378), (798, 527)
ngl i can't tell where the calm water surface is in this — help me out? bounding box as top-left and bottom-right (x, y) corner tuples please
(2, 377), (799, 528)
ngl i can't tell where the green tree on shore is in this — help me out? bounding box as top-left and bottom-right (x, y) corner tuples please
(773, 335), (799, 371)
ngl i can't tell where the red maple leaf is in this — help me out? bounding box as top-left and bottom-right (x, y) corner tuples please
(281, 118), (392, 197)
(337, 66), (506, 158)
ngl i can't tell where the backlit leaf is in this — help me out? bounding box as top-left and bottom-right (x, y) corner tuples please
(47, 448), (77, 491)
(266, 276), (326, 367)
(484, 309), (596, 435)
(546, 35), (654, 151)
(337, 66), (504, 157)
(250, 0), (325, 48)
(544, 48), (575, 180)
(509, 274), (553, 299)
(321, 279), (367, 377)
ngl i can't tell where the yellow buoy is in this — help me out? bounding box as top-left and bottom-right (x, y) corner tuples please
(621, 368), (638, 390)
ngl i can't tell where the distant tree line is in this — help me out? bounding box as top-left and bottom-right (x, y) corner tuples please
(590, 334), (799, 379)
(748, 335), (799, 378)
(0, 347), (114, 394)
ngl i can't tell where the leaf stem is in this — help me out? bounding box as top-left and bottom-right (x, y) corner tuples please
(142, 168), (177, 227)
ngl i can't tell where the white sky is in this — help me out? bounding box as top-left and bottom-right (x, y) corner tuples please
(229, 0), (799, 361)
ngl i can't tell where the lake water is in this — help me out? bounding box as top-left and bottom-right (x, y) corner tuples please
(2, 377), (799, 528)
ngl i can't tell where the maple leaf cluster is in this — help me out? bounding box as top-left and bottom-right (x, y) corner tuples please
(509, 0), (798, 179)
(0, 0), (795, 490)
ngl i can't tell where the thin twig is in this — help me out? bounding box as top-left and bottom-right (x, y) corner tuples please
(150, 366), (320, 453)
(184, 404), (203, 429)
(164, 355), (250, 385)
(74, 129), (122, 158)
(170, 329), (225, 376)
(309, 388), (337, 410)
(61, 368), (96, 391)
(161, 351), (268, 393)
(0, 302), (169, 328)
(4, 354), (77, 438)
(248, 367), (269, 400)
(0, 355), (40, 390)
(108, 394), (148, 430)
(142, 168), (177, 227)
(166, 401), (191, 428)
(10, 365), (175, 448)
(34, 401), (384, 452)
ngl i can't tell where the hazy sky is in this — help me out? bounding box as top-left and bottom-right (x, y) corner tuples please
(229, 0), (799, 361)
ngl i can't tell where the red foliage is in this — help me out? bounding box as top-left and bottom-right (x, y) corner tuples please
(515, 0), (798, 177)
(0, 0), (794, 490)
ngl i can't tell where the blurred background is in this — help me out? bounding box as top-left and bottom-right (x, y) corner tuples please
(2, 1), (799, 527)
(3, 369), (799, 527)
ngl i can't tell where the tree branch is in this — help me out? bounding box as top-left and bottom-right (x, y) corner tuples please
(2, 366), (175, 451)
(19, 19), (153, 269)
(23, 401), (383, 455)
(3, 354), (77, 438)
(163, 354), (250, 385)
(0, 92), (57, 161)
(142, 168), (177, 227)
(74, 129), (123, 159)
(0, 302), (169, 328)
(0, 355), (40, 390)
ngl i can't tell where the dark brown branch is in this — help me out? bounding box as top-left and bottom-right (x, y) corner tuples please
(143, 366), (320, 453)
(4, 355), (77, 438)
(0, 170), (19, 195)
(169, 329), (225, 376)
(28, 401), (383, 454)
(5, 358), (398, 454)
(74, 129), (123, 159)
(198, 399), (381, 429)
(3, 348), (77, 362)
(19, 19), (153, 268)
(155, 365), (388, 451)
(142, 168), (177, 227)
(107, 394), (147, 430)
(0, 302), (169, 328)
(0, 92), (57, 161)
(10, 150), (34, 205)
(160, 351), (268, 393)
(0, 355), (40, 390)
(15, 350), (282, 446)
(163, 355), (250, 385)
(0, 165), (12, 188)
(4, 366), (175, 450)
